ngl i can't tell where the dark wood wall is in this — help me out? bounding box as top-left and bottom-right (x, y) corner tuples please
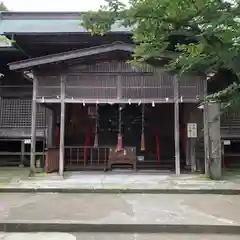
(1, 60), (240, 140)
(36, 60), (204, 102)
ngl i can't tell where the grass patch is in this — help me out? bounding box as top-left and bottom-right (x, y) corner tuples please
(199, 174), (211, 180)
(35, 172), (48, 177)
(224, 169), (240, 174)
(0, 179), (11, 186)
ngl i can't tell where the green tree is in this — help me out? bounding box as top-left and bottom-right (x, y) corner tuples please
(0, 1), (8, 11)
(0, 2), (11, 45)
(82, 0), (240, 109)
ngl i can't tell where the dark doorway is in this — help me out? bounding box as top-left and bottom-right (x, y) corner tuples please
(64, 103), (186, 171)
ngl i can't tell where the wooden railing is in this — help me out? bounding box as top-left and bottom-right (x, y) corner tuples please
(65, 145), (137, 171)
(65, 146), (110, 170)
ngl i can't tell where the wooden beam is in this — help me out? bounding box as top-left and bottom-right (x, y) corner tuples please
(30, 74), (37, 176)
(36, 98), (200, 104)
(174, 76), (180, 175)
(59, 74), (66, 177)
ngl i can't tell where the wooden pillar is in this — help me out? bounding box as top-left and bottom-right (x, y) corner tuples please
(30, 74), (38, 176)
(174, 76), (180, 175)
(190, 138), (197, 172)
(20, 140), (25, 167)
(52, 109), (58, 146)
(188, 106), (198, 172)
(0, 96), (2, 124)
(184, 104), (191, 167)
(46, 109), (53, 148)
(59, 75), (66, 177)
(186, 139), (191, 166)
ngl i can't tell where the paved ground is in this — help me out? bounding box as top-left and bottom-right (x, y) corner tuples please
(0, 193), (240, 226)
(1, 170), (240, 192)
(0, 168), (28, 186)
(0, 233), (240, 240)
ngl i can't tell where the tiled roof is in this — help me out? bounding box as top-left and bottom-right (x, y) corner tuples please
(0, 12), (132, 34)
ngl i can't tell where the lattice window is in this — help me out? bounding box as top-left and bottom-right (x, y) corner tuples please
(35, 61), (204, 102)
(0, 98), (46, 128)
(68, 61), (154, 73)
(122, 73), (173, 100)
(66, 75), (118, 99)
(37, 76), (61, 99)
(179, 76), (204, 100)
(221, 109), (240, 127)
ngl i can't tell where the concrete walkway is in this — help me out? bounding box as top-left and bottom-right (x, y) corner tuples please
(0, 233), (240, 240)
(1, 193), (240, 233)
(1, 171), (240, 194)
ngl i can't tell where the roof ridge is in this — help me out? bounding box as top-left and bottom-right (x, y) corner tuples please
(0, 11), (86, 20)
(8, 42), (134, 70)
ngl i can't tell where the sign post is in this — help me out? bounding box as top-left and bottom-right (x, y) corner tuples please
(187, 123), (197, 172)
(187, 123), (197, 138)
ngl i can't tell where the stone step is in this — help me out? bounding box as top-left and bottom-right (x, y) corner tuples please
(1, 172), (240, 194)
(1, 232), (240, 240)
(1, 193), (240, 234)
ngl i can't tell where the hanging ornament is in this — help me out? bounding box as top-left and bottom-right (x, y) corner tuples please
(116, 133), (123, 152)
(140, 103), (145, 151)
(93, 104), (99, 148)
(116, 105), (123, 152)
(93, 134), (98, 148)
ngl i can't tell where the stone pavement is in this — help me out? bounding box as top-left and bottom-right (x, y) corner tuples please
(0, 193), (240, 233)
(1, 171), (240, 194)
(0, 168), (28, 186)
(0, 233), (240, 240)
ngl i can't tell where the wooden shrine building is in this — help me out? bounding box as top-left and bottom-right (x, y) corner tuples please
(0, 12), (240, 177)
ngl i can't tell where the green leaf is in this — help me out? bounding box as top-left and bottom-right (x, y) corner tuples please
(82, 0), (240, 110)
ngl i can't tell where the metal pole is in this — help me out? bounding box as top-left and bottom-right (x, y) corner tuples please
(174, 76), (180, 175)
(59, 75), (66, 177)
(30, 74), (37, 176)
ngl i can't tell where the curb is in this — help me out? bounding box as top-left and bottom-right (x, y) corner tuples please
(0, 188), (240, 195)
(1, 223), (240, 234)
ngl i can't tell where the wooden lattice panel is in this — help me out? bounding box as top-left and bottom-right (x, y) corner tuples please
(0, 98), (46, 128)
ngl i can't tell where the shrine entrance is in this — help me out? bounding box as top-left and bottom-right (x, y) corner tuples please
(64, 103), (187, 172)
(8, 42), (205, 176)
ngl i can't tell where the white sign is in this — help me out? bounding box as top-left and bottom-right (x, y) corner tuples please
(223, 140), (231, 145)
(187, 123), (197, 138)
(24, 139), (31, 144)
(137, 156), (144, 162)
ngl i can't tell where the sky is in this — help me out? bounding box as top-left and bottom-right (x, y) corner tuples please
(2, 0), (111, 12)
